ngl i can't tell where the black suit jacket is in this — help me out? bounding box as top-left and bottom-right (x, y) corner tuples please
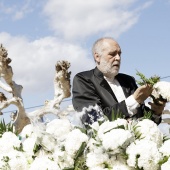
(72, 67), (160, 124)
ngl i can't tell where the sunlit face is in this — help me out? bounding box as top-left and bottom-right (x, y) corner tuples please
(95, 39), (121, 78)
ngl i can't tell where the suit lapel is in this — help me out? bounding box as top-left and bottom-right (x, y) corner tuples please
(116, 75), (131, 98)
(94, 67), (118, 102)
(100, 79), (118, 102)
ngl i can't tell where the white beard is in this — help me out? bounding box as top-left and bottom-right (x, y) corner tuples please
(98, 58), (120, 78)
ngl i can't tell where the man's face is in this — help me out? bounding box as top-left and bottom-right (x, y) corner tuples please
(96, 39), (121, 78)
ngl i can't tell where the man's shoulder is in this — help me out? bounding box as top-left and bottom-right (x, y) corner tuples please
(74, 68), (95, 79)
(77, 69), (94, 75)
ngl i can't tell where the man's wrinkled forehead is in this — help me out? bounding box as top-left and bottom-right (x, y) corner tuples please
(103, 39), (121, 52)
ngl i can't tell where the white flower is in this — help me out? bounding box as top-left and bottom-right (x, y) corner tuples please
(90, 121), (100, 131)
(110, 155), (135, 170)
(52, 145), (74, 169)
(35, 148), (53, 158)
(102, 129), (133, 154)
(8, 151), (28, 170)
(36, 131), (57, 152)
(98, 119), (128, 140)
(29, 156), (60, 170)
(152, 81), (170, 101)
(22, 137), (36, 157)
(126, 139), (161, 170)
(64, 129), (88, 156)
(0, 132), (21, 153)
(20, 124), (34, 139)
(87, 138), (100, 151)
(0, 150), (29, 170)
(135, 119), (163, 147)
(161, 157), (170, 170)
(159, 139), (170, 157)
(86, 148), (109, 168)
(46, 119), (72, 142)
(55, 151), (74, 169)
(0, 155), (7, 168)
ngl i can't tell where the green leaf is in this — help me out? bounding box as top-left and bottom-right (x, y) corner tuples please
(104, 125), (125, 134)
(163, 135), (170, 142)
(63, 168), (74, 170)
(159, 156), (170, 165)
(111, 109), (124, 121)
(0, 119), (16, 137)
(33, 143), (42, 154)
(136, 70), (160, 86)
(74, 142), (87, 161)
(143, 110), (152, 119)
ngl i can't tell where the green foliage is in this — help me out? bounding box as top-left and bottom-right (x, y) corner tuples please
(132, 125), (143, 140)
(159, 156), (170, 166)
(33, 143), (42, 154)
(74, 155), (88, 170)
(163, 135), (170, 143)
(104, 125), (125, 134)
(142, 110), (152, 120)
(75, 142), (87, 161)
(0, 119), (16, 137)
(121, 151), (129, 160)
(136, 70), (160, 86)
(64, 142), (88, 170)
(111, 109), (125, 121)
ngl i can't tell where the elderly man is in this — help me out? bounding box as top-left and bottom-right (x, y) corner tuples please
(72, 37), (165, 125)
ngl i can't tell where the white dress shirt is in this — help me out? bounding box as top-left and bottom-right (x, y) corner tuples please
(104, 77), (140, 116)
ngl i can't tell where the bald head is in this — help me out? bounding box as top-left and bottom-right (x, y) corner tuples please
(92, 37), (121, 78)
(92, 37), (120, 62)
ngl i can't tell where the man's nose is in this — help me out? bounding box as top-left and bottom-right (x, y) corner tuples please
(115, 54), (121, 61)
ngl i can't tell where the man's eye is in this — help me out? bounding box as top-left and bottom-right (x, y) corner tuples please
(109, 52), (116, 56)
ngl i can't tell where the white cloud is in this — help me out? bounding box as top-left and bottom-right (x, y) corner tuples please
(0, 32), (95, 97)
(12, 0), (34, 20)
(0, 0), (35, 21)
(43, 0), (152, 41)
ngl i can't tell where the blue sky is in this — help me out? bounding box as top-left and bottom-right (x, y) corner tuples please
(0, 0), (170, 122)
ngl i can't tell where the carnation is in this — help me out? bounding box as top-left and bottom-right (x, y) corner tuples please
(98, 118), (128, 140)
(46, 119), (72, 142)
(86, 147), (109, 168)
(29, 156), (60, 170)
(20, 124), (34, 139)
(36, 131), (57, 152)
(8, 151), (29, 170)
(135, 119), (163, 147)
(0, 150), (29, 170)
(22, 137), (36, 157)
(56, 152), (74, 169)
(0, 132), (21, 153)
(110, 155), (135, 170)
(64, 129), (88, 156)
(126, 139), (161, 170)
(152, 81), (170, 102)
(102, 129), (134, 154)
(159, 139), (170, 157)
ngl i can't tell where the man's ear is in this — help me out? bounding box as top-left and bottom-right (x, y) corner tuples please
(94, 53), (101, 63)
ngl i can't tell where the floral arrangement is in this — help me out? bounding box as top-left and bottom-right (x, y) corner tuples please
(0, 71), (169, 170)
(136, 71), (170, 104)
(0, 115), (170, 170)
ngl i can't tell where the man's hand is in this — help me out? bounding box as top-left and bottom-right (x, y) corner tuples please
(133, 84), (153, 104)
(148, 100), (166, 116)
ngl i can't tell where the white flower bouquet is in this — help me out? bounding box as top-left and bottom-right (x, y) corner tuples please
(0, 116), (170, 170)
(136, 71), (170, 105)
